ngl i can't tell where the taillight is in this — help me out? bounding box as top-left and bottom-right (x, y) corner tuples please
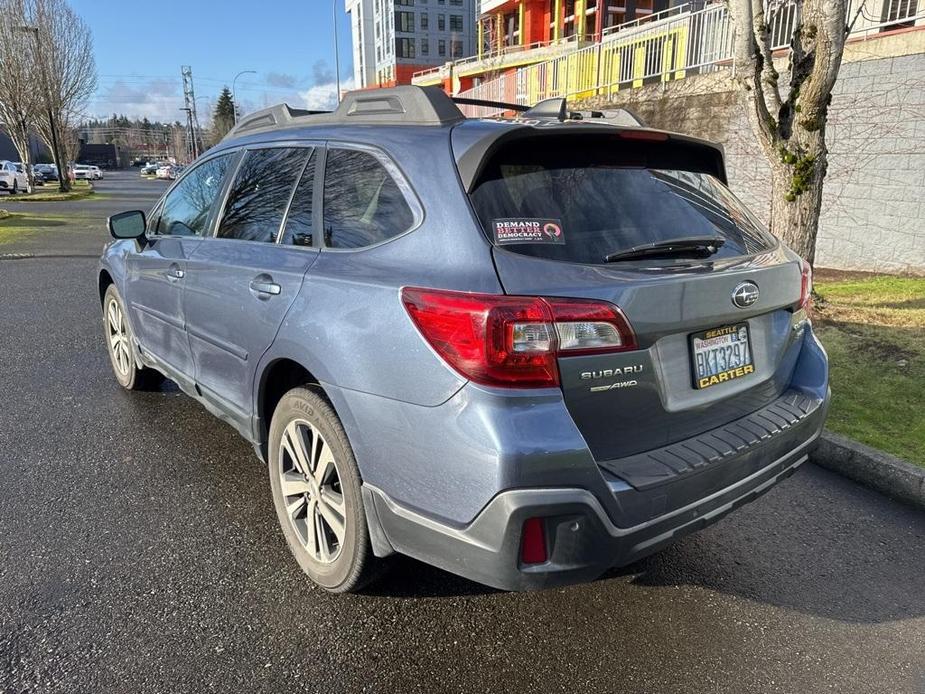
(401, 287), (637, 388)
(800, 260), (813, 310)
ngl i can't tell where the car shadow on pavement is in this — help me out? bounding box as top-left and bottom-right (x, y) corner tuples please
(599, 464), (925, 624)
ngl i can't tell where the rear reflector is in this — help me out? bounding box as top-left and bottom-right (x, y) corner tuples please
(401, 287), (637, 388)
(520, 517), (547, 564)
(800, 260), (813, 310)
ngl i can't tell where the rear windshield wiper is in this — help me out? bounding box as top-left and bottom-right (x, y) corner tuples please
(604, 236), (726, 263)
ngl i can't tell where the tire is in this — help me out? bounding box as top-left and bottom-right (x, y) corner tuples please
(268, 387), (377, 593)
(11, 181), (17, 195)
(102, 284), (164, 391)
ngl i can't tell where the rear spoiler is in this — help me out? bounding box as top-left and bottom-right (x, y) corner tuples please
(454, 124), (727, 193)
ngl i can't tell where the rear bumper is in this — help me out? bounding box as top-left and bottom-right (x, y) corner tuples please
(366, 389), (827, 590)
(346, 323), (830, 591)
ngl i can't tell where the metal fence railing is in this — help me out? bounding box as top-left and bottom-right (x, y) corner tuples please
(454, 0), (924, 117)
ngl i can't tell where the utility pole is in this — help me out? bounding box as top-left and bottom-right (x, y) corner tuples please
(181, 66), (203, 158)
(333, 0), (341, 103)
(179, 107), (194, 162)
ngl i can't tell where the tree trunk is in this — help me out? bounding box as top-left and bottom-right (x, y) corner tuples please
(767, 127), (828, 268)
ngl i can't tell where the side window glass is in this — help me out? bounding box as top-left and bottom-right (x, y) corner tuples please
(157, 154), (232, 237)
(280, 151), (316, 247)
(217, 147), (311, 243)
(322, 149), (415, 249)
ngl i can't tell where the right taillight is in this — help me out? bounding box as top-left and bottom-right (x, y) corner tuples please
(800, 259), (813, 310)
(401, 287), (637, 388)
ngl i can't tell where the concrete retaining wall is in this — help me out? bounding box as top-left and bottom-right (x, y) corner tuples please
(574, 30), (925, 275)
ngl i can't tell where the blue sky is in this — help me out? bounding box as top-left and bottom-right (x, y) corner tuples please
(72, 0), (354, 123)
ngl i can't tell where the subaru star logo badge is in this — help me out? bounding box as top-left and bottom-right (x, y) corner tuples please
(732, 281), (759, 308)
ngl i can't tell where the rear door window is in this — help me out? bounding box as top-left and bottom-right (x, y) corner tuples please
(322, 148), (415, 249)
(217, 147), (311, 243)
(469, 136), (774, 265)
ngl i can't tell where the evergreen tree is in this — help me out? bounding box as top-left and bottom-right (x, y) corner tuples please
(212, 87), (236, 141)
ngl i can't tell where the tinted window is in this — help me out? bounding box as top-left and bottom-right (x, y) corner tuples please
(217, 147), (310, 243)
(469, 136), (774, 265)
(281, 151), (316, 247)
(157, 154), (232, 237)
(322, 149), (414, 249)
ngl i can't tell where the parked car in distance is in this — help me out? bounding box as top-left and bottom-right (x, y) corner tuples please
(155, 164), (179, 180)
(73, 164), (92, 180)
(140, 162), (159, 176)
(34, 163), (58, 181)
(98, 86), (830, 594)
(13, 163), (43, 186)
(0, 160), (29, 194)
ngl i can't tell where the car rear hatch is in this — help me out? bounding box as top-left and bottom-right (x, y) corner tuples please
(457, 124), (809, 466)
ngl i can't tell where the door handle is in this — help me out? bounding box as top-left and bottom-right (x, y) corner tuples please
(249, 279), (281, 296)
(165, 266), (185, 280)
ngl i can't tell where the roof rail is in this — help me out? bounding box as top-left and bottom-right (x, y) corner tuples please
(338, 85), (465, 125)
(221, 86), (644, 140)
(228, 103), (331, 139)
(222, 85), (465, 140)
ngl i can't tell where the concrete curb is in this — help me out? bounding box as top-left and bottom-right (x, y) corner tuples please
(811, 431), (925, 511)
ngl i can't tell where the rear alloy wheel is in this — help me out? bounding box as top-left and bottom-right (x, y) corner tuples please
(102, 284), (163, 390)
(268, 387), (377, 592)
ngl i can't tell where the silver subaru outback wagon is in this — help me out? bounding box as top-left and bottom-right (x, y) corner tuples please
(98, 86), (829, 592)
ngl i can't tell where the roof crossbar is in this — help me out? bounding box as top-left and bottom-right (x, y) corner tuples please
(451, 96), (529, 112)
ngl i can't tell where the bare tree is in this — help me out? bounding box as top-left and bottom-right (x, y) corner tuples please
(0, 0), (40, 189)
(26, 0), (97, 191)
(728, 0), (848, 266)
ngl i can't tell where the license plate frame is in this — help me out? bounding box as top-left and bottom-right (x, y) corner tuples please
(689, 322), (755, 390)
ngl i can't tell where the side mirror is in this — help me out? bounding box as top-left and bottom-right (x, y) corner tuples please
(108, 210), (146, 240)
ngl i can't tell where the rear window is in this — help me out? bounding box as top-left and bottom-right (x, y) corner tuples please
(469, 136), (774, 265)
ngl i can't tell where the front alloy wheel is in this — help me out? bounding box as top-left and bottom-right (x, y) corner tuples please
(102, 284), (163, 391)
(106, 296), (132, 379)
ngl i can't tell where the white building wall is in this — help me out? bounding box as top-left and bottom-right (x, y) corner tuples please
(348, 0), (480, 84)
(346, 0), (377, 87)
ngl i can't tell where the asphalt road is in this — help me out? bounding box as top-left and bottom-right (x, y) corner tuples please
(1, 171), (923, 694)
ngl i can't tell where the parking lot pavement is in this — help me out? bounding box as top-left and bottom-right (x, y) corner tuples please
(1, 173), (923, 694)
(0, 170), (170, 257)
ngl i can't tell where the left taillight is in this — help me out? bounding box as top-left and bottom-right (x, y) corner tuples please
(401, 287), (637, 388)
(800, 259), (813, 310)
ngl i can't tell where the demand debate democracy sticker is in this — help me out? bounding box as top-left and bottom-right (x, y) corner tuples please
(493, 218), (565, 245)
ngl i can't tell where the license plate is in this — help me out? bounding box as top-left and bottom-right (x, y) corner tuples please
(690, 323), (755, 389)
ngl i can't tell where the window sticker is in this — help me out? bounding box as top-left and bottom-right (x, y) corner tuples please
(493, 218), (565, 245)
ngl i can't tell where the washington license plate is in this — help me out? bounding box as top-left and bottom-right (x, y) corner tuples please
(690, 323), (754, 389)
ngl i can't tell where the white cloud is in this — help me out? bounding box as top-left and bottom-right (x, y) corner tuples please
(89, 79), (187, 124)
(300, 77), (354, 111)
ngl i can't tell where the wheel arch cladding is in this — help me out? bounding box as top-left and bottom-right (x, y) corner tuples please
(257, 358), (330, 448)
(98, 270), (114, 306)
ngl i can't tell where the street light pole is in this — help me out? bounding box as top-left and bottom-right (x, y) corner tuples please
(16, 24), (67, 192)
(333, 0), (342, 103)
(231, 70), (257, 124)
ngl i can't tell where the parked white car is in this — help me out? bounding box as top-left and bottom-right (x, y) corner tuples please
(73, 164), (91, 180)
(89, 165), (103, 180)
(155, 164), (177, 180)
(0, 160), (29, 194)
